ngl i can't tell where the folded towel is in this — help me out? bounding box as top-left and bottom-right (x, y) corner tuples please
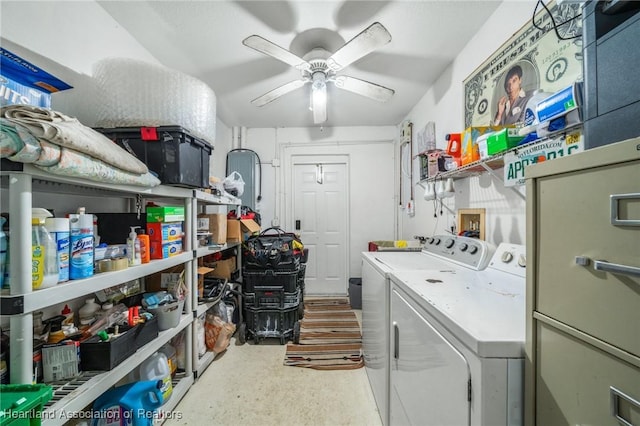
(1, 105), (148, 175)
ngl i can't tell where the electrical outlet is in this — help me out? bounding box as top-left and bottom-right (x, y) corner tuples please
(271, 217), (280, 227)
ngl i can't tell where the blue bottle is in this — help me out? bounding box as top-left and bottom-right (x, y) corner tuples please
(91, 380), (165, 426)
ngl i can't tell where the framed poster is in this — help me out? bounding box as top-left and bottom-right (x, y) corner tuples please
(464, 0), (583, 127)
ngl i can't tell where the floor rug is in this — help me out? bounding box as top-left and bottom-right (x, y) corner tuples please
(284, 297), (364, 370)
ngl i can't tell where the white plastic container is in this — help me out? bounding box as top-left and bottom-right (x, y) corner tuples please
(45, 217), (70, 282)
(69, 208), (94, 279)
(31, 208), (58, 289)
(78, 298), (101, 325)
(139, 352), (173, 403)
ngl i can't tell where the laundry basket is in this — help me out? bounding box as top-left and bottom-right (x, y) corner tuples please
(147, 299), (185, 331)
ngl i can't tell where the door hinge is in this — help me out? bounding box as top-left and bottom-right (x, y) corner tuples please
(468, 379), (472, 402)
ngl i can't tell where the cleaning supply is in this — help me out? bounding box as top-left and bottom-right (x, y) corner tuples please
(45, 217), (70, 283)
(78, 298), (101, 326)
(138, 352), (172, 403)
(91, 380), (165, 426)
(31, 208), (59, 289)
(61, 304), (74, 326)
(136, 228), (150, 264)
(69, 207), (94, 279)
(159, 343), (177, 377)
(127, 227), (142, 266)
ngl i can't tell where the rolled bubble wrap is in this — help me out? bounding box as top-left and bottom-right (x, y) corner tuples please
(93, 58), (216, 145)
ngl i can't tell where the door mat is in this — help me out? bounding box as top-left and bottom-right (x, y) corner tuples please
(284, 297), (364, 370)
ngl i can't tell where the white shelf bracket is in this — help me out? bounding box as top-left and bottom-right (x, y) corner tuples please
(478, 162), (526, 201)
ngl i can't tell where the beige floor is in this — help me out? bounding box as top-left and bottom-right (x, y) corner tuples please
(165, 309), (382, 426)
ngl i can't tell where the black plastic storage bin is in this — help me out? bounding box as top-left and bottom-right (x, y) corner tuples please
(243, 268), (299, 293)
(348, 277), (362, 309)
(244, 305), (298, 344)
(244, 287), (301, 309)
(95, 126), (212, 188)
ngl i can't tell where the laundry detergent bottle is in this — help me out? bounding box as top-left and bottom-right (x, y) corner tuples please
(31, 208), (59, 289)
(91, 380), (165, 426)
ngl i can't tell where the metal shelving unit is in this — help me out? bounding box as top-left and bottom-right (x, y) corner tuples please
(0, 162), (243, 422)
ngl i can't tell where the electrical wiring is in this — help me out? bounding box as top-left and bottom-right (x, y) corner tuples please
(532, 0), (582, 41)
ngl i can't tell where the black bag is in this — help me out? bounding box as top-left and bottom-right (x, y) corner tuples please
(243, 227), (299, 270)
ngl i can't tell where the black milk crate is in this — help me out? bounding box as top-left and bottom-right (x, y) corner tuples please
(244, 287), (301, 309)
(242, 268), (299, 293)
(244, 305), (298, 344)
(95, 125), (212, 188)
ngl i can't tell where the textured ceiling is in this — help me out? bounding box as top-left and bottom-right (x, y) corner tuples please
(98, 1), (503, 128)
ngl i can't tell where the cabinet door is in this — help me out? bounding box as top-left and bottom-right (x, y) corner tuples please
(391, 289), (469, 426)
(536, 323), (640, 426)
(535, 160), (640, 357)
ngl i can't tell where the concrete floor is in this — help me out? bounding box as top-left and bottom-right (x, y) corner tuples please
(165, 309), (382, 426)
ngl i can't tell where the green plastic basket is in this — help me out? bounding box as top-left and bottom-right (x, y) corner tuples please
(0, 384), (53, 426)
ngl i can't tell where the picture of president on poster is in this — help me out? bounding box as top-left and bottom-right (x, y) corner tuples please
(464, 0), (583, 128)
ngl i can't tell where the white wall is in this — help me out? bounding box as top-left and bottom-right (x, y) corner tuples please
(243, 126), (397, 278)
(400, 1), (532, 246)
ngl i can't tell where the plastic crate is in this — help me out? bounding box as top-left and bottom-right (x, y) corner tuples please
(244, 287), (301, 309)
(0, 384), (53, 426)
(242, 268), (299, 293)
(95, 126), (212, 188)
(244, 305), (298, 344)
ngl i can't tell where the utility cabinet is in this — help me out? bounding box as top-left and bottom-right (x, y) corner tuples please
(524, 137), (640, 425)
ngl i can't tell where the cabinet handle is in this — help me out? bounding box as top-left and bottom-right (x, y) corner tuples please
(610, 193), (640, 227)
(610, 386), (640, 426)
(393, 322), (399, 360)
(575, 257), (640, 278)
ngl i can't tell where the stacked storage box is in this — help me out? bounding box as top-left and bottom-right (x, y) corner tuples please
(242, 228), (306, 344)
(146, 206), (185, 259)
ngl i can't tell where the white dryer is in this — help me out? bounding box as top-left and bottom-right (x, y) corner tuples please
(388, 243), (526, 425)
(361, 235), (495, 426)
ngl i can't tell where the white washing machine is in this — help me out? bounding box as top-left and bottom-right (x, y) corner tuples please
(361, 236), (496, 426)
(388, 243), (526, 426)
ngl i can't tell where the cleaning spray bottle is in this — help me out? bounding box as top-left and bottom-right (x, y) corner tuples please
(32, 208), (59, 289)
(70, 207), (94, 279)
(127, 227), (141, 266)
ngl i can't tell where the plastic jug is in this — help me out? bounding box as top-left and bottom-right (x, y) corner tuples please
(445, 133), (462, 158)
(139, 352), (173, 403)
(91, 380), (165, 426)
(32, 208), (59, 290)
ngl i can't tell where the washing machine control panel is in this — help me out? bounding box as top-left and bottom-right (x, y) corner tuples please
(488, 243), (527, 277)
(422, 235), (496, 270)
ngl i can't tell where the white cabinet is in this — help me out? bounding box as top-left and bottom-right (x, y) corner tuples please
(0, 163), (240, 423)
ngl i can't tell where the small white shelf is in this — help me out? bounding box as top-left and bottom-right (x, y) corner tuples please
(0, 252), (193, 315)
(194, 189), (241, 205)
(42, 314), (192, 426)
(196, 241), (240, 259)
(195, 300), (219, 317)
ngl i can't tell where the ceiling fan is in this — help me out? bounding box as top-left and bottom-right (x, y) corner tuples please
(242, 22), (395, 124)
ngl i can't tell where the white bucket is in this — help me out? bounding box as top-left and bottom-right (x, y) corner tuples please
(148, 299), (185, 331)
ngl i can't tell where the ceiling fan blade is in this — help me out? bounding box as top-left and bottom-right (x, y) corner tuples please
(326, 22), (391, 72)
(333, 75), (394, 102)
(251, 79), (307, 107)
(243, 35), (310, 71)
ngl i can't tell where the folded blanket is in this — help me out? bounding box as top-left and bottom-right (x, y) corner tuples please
(1, 119), (160, 187)
(1, 105), (148, 175)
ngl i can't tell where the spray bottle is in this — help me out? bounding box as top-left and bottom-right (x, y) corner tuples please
(127, 227), (141, 266)
(70, 207), (94, 279)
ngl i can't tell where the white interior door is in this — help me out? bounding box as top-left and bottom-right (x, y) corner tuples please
(293, 160), (348, 295)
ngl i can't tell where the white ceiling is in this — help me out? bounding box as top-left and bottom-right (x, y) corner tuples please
(97, 1), (503, 128)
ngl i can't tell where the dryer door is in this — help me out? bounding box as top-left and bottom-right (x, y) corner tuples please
(391, 287), (470, 426)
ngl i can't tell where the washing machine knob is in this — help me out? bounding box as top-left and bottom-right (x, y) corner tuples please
(445, 239), (455, 248)
(433, 238), (441, 245)
(468, 245), (478, 254)
(518, 254), (526, 268)
(459, 243), (468, 252)
(501, 251), (514, 263)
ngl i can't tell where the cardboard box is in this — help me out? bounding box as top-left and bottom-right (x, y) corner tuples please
(197, 214), (227, 244)
(486, 128), (524, 156)
(150, 240), (183, 260)
(460, 126), (503, 165)
(197, 266), (215, 298)
(42, 341), (80, 382)
(146, 206), (185, 223)
(210, 257), (237, 279)
(145, 265), (184, 293)
(147, 221), (183, 243)
(0, 47), (72, 108)
(227, 219), (261, 242)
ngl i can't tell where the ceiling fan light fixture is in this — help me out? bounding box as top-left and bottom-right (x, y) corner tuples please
(311, 71), (327, 124)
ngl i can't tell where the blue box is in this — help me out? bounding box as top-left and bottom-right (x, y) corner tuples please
(536, 83), (583, 123)
(0, 47), (72, 108)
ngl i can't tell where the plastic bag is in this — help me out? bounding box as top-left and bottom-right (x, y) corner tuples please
(223, 171), (245, 197)
(204, 313), (236, 354)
